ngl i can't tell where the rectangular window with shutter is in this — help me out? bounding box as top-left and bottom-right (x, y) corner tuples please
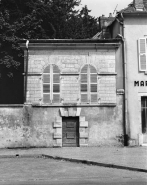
(138, 38), (147, 71)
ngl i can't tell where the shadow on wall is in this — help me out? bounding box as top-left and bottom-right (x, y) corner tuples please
(0, 66), (24, 104)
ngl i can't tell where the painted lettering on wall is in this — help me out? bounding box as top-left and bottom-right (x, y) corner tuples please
(134, 81), (147, 86)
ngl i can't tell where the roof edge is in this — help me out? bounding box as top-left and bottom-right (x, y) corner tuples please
(121, 11), (147, 16)
(20, 39), (121, 44)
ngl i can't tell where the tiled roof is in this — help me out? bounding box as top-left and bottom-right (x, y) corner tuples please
(118, 0), (147, 13)
(118, 2), (136, 13)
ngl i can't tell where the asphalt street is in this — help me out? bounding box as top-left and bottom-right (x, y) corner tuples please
(0, 157), (147, 185)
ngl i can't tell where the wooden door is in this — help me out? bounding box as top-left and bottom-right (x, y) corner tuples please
(62, 117), (79, 147)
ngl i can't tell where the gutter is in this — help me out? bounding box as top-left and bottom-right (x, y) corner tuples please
(19, 38), (121, 44)
(118, 13), (128, 146)
(123, 12), (147, 17)
(24, 40), (29, 103)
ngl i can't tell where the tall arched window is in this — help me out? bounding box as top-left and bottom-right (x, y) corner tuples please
(43, 65), (60, 104)
(81, 65), (97, 104)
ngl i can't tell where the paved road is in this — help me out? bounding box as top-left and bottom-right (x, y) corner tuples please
(0, 157), (147, 185)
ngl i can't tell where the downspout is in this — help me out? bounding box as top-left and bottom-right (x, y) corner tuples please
(120, 13), (128, 146)
(24, 40), (29, 103)
(116, 13), (128, 146)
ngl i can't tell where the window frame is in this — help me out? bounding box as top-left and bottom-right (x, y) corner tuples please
(138, 38), (147, 71)
(80, 64), (98, 104)
(42, 64), (60, 104)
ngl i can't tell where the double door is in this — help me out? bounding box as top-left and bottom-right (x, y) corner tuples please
(62, 117), (79, 147)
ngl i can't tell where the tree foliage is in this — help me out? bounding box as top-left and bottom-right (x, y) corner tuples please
(0, 0), (99, 103)
(0, 0), (99, 69)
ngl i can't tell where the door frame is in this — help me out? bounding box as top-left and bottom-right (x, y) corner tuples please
(62, 117), (79, 147)
(138, 93), (147, 146)
(53, 108), (88, 147)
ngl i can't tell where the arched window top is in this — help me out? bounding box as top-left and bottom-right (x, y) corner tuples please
(43, 65), (60, 74)
(81, 64), (97, 74)
(90, 65), (97, 73)
(81, 65), (88, 73)
(43, 65), (50, 73)
(53, 65), (60, 73)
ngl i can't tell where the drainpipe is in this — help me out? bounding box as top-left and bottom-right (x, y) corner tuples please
(24, 40), (29, 103)
(117, 13), (128, 146)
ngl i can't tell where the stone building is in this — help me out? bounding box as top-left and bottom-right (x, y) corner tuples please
(7, 38), (123, 148)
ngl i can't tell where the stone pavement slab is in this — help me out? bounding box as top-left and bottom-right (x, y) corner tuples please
(0, 147), (147, 171)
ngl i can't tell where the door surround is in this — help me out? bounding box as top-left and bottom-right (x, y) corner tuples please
(138, 93), (147, 146)
(53, 108), (88, 147)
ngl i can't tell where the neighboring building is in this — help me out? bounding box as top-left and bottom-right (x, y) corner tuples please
(100, 0), (147, 146)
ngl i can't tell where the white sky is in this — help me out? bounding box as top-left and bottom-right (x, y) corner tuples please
(79, 0), (131, 17)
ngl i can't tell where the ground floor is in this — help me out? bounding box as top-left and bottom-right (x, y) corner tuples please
(0, 96), (124, 148)
(0, 155), (147, 185)
(0, 147), (147, 184)
(127, 92), (147, 146)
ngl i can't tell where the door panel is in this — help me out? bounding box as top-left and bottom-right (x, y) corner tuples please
(62, 117), (79, 147)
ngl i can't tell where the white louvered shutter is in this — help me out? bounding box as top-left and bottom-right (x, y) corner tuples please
(52, 65), (60, 103)
(90, 65), (97, 104)
(43, 65), (51, 103)
(81, 65), (88, 103)
(139, 38), (147, 71)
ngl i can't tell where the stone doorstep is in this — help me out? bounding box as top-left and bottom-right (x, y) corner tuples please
(79, 144), (88, 147)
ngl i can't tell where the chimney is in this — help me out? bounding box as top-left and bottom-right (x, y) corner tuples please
(109, 13), (112, 17)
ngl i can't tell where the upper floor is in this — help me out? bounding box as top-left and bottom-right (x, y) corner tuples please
(20, 39), (123, 106)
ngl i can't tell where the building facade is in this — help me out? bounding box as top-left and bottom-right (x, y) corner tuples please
(101, 0), (147, 146)
(0, 39), (123, 148)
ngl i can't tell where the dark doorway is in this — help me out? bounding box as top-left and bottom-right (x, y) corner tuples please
(62, 117), (79, 147)
(141, 97), (147, 133)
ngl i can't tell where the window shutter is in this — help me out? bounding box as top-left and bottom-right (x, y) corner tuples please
(52, 65), (60, 103)
(90, 65), (97, 104)
(139, 38), (147, 71)
(43, 66), (51, 103)
(81, 65), (88, 103)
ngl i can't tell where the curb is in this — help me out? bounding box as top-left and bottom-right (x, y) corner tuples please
(0, 154), (42, 158)
(42, 154), (147, 173)
(0, 154), (147, 173)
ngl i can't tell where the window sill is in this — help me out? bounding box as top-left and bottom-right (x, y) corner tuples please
(32, 103), (116, 107)
(0, 104), (24, 107)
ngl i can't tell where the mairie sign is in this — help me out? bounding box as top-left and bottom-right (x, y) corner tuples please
(134, 81), (147, 86)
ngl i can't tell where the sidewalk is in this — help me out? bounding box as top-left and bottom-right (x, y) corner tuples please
(0, 146), (147, 172)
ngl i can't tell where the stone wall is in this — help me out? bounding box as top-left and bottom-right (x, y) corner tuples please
(0, 95), (123, 148)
